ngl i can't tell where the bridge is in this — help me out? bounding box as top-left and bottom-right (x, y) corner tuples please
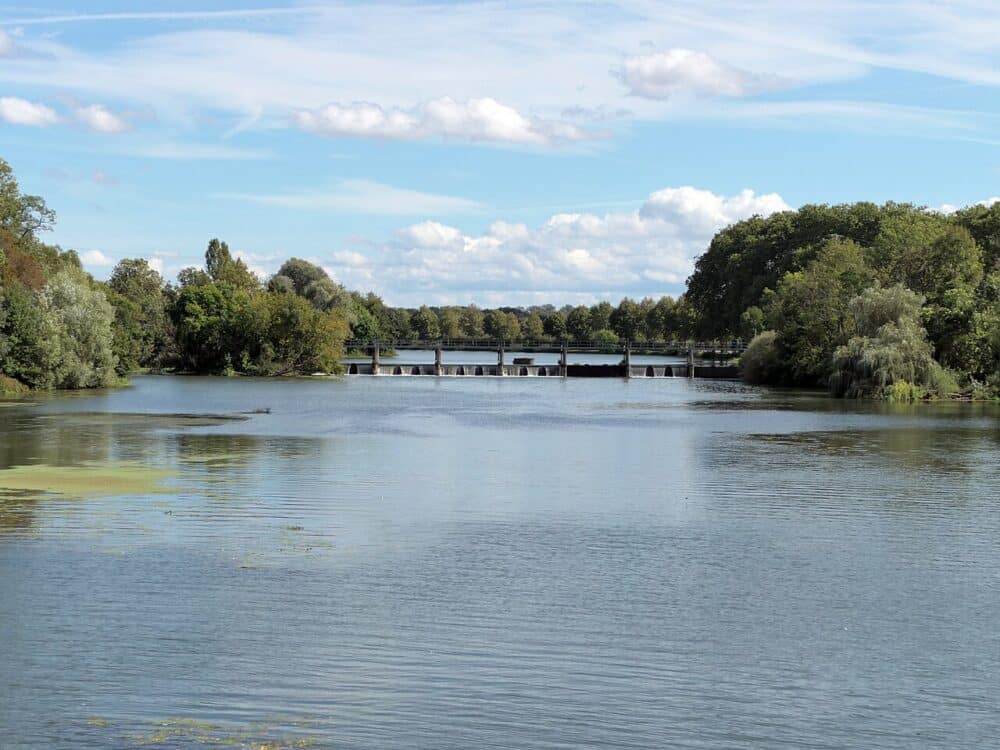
(344, 339), (745, 379)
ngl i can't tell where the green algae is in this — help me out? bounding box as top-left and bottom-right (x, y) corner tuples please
(0, 462), (173, 498)
(86, 715), (319, 748)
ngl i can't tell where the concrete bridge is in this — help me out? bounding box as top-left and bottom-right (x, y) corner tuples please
(345, 340), (743, 379)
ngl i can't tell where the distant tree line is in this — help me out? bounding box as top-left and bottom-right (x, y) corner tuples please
(4, 156), (1000, 399)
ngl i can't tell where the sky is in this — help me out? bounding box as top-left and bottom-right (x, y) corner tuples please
(1, 0), (999, 307)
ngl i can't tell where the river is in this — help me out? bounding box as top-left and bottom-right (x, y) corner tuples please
(1, 375), (999, 748)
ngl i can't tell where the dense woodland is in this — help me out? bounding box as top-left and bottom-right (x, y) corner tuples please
(2, 157), (1000, 399)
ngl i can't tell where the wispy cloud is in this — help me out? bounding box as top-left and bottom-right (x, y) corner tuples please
(74, 103), (130, 133)
(1, 1), (997, 146)
(0, 8), (316, 26)
(116, 142), (272, 160)
(218, 179), (481, 216)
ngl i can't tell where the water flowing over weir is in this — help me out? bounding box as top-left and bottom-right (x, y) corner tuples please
(345, 340), (743, 379)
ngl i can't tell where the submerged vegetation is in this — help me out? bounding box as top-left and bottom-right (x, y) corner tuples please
(3, 156), (1000, 399)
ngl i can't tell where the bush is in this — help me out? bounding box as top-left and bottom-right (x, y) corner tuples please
(741, 331), (782, 385)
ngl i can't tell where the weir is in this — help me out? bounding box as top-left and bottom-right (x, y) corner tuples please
(346, 340), (742, 379)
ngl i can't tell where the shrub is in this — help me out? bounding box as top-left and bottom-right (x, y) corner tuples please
(741, 331), (782, 385)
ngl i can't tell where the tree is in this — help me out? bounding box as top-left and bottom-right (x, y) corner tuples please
(107, 258), (173, 371)
(523, 313), (545, 341)
(411, 306), (441, 340)
(438, 308), (463, 339)
(275, 258), (328, 295)
(830, 285), (955, 399)
(458, 305), (485, 338)
(589, 301), (613, 333)
(645, 296), (677, 340)
(566, 305), (592, 340)
(485, 309), (520, 341)
(610, 298), (644, 341)
(41, 269), (118, 388)
(765, 238), (875, 385)
(543, 310), (567, 339)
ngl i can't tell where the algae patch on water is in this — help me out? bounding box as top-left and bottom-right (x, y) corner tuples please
(0, 462), (173, 498)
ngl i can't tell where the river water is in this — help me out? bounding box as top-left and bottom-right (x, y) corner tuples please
(1, 375), (999, 748)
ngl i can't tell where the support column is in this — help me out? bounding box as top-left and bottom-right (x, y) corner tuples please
(688, 347), (695, 379)
(624, 343), (632, 379)
(435, 344), (443, 376)
(372, 342), (380, 376)
(559, 342), (568, 378)
(498, 343), (505, 376)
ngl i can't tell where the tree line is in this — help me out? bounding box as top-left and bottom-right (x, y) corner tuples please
(3, 155), (1000, 398)
(686, 201), (1000, 399)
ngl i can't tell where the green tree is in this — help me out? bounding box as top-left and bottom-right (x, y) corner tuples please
(438, 308), (463, 339)
(589, 301), (613, 333)
(523, 313), (545, 341)
(411, 306), (441, 340)
(610, 297), (644, 341)
(543, 310), (567, 339)
(830, 285), (954, 399)
(458, 305), (485, 338)
(41, 269), (118, 389)
(566, 305), (592, 340)
(765, 238), (875, 385)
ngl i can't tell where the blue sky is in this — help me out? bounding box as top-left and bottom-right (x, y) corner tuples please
(1, 1), (998, 306)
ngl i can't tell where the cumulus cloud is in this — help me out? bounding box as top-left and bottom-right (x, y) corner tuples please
(82, 249), (114, 266)
(938, 197), (1000, 214)
(74, 103), (130, 133)
(0, 96), (59, 126)
(327, 186), (789, 305)
(619, 49), (781, 99)
(294, 97), (589, 146)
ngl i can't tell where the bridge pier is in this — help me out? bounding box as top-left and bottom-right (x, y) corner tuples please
(688, 347), (695, 379)
(498, 343), (505, 376)
(435, 344), (443, 376)
(372, 342), (380, 376)
(624, 344), (632, 379)
(560, 343), (568, 378)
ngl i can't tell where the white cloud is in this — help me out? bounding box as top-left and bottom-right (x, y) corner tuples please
(326, 186), (789, 305)
(82, 249), (114, 266)
(938, 197), (1000, 214)
(4, 1), (993, 144)
(75, 103), (129, 133)
(619, 49), (780, 99)
(92, 170), (117, 185)
(219, 179), (481, 216)
(117, 142), (271, 160)
(147, 257), (164, 274)
(0, 96), (58, 126)
(295, 97), (588, 146)
(0, 30), (17, 57)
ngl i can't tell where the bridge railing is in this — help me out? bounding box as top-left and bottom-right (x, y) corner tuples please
(345, 338), (747, 353)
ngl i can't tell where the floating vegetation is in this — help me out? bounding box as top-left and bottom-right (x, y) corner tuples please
(0, 462), (173, 498)
(39, 412), (251, 429)
(85, 716), (319, 748)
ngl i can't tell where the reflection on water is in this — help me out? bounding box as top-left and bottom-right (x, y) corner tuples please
(1, 375), (999, 749)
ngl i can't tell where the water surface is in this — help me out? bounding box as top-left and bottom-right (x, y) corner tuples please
(1, 375), (999, 748)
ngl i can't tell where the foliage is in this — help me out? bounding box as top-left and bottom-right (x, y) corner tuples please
(830, 285), (956, 399)
(40, 269), (118, 389)
(764, 238), (875, 385)
(740, 331), (782, 385)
